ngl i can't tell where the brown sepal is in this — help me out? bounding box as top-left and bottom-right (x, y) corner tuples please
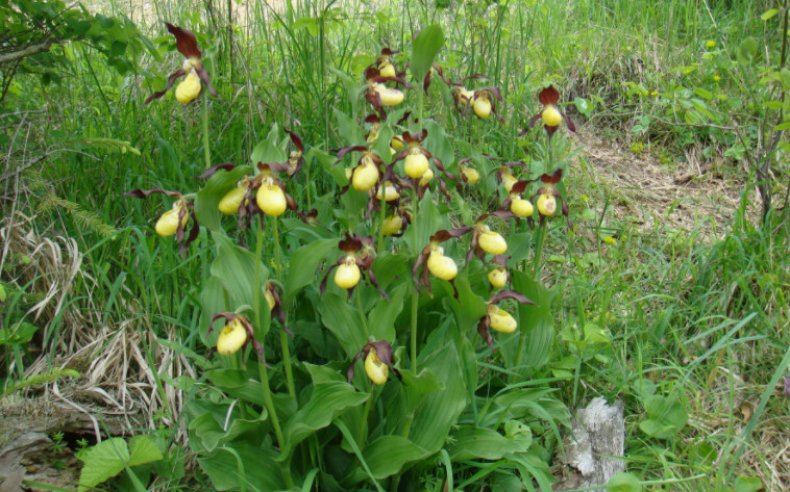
(126, 188), (182, 198)
(490, 290), (533, 305)
(538, 86), (560, 106)
(199, 163), (236, 179)
(145, 68), (185, 104)
(165, 23), (202, 58)
(540, 169), (563, 184)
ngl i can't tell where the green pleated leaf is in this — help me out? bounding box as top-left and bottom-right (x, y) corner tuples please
(509, 271), (554, 370)
(448, 425), (531, 461)
(409, 328), (468, 452)
(607, 472), (642, 492)
(251, 124), (287, 164)
(210, 232), (270, 334)
(284, 237), (338, 301)
(194, 165), (251, 231)
(280, 382), (369, 458)
(318, 292), (368, 358)
(198, 442), (284, 492)
(368, 283), (407, 341)
(410, 25), (444, 84)
(350, 435), (430, 482)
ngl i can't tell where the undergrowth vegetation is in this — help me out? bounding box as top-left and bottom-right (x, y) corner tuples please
(1, 1), (788, 491)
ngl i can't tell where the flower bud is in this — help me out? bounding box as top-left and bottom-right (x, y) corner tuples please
(536, 193), (557, 216)
(382, 214), (404, 236)
(461, 167), (481, 185)
(457, 88), (474, 105)
(478, 228), (508, 255)
(155, 202), (188, 237)
(375, 84), (404, 106)
(334, 256), (361, 290)
(364, 348), (389, 385)
(541, 105), (562, 127)
(488, 267), (508, 289)
(256, 183), (287, 217)
(218, 185), (247, 215)
(378, 62), (396, 78)
(501, 172), (517, 192)
(510, 197), (534, 218)
(390, 135), (405, 151)
(352, 161), (380, 192)
(376, 181), (400, 202)
(419, 167), (434, 187)
(217, 318), (248, 355)
(175, 71), (202, 104)
(488, 305), (517, 333)
(404, 150), (429, 179)
(264, 287), (276, 311)
(473, 97), (492, 119)
(427, 248), (458, 281)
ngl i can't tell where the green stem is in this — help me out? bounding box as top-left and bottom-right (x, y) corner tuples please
(202, 95), (211, 169)
(410, 191), (420, 373)
(253, 224), (293, 488)
(532, 222), (547, 279)
(272, 218), (296, 401)
(513, 222), (547, 377)
(357, 384), (377, 447)
(377, 199), (386, 252)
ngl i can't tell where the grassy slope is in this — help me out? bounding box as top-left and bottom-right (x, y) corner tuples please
(3, 0), (788, 489)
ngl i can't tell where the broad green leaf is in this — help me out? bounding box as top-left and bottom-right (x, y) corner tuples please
(410, 25), (444, 84)
(284, 238), (338, 301)
(760, 9), (779, 21)
(738, 37), (759, 62)
(280, 382), (368, 457)
(409, 329), (467, 452)
(195, 165), (251, 231)
(310, 147), (347, 186)
(205, 368), (268, 407)
(508, 271), (554, 371)
(607, 472), (642, 492)
(318, 292), (368, 358)
(77, 438), (130, 491)
(639, 394), (688, 439)
(734, 475), (763, 492)
(210, 232), (269, 333)
(350, 435), (430, 482)
(449, 271), (487, 330)
(368, 283), (407, 340)
(448, 425), (531, 461)
(251, 124), (286, 164)
(127, 435), (163, 467)
(334, 108), (363, 145)
(198, 442), (284, 491)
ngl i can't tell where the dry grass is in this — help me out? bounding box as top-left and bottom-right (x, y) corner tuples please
(577, 130), (759, 239)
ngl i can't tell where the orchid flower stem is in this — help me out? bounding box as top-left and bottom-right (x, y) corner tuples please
(253, 224), (292, 487)
(410, 190), (420, 374)
(202, 95), (211, 169)
(357, 384), (377, 446)
(272, 218), (296, 402)
(377, 199), (386, 252)
(355, 288), (369, 334)
(514, 222), (547, 379)
(532, 222), (547, 280)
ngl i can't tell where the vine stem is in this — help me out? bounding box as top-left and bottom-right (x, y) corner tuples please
(253, 224), (293, 488)
(272, 218), (296, 402)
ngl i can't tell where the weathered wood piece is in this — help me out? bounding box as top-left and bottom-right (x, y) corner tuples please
(555, 397), (625, 491)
